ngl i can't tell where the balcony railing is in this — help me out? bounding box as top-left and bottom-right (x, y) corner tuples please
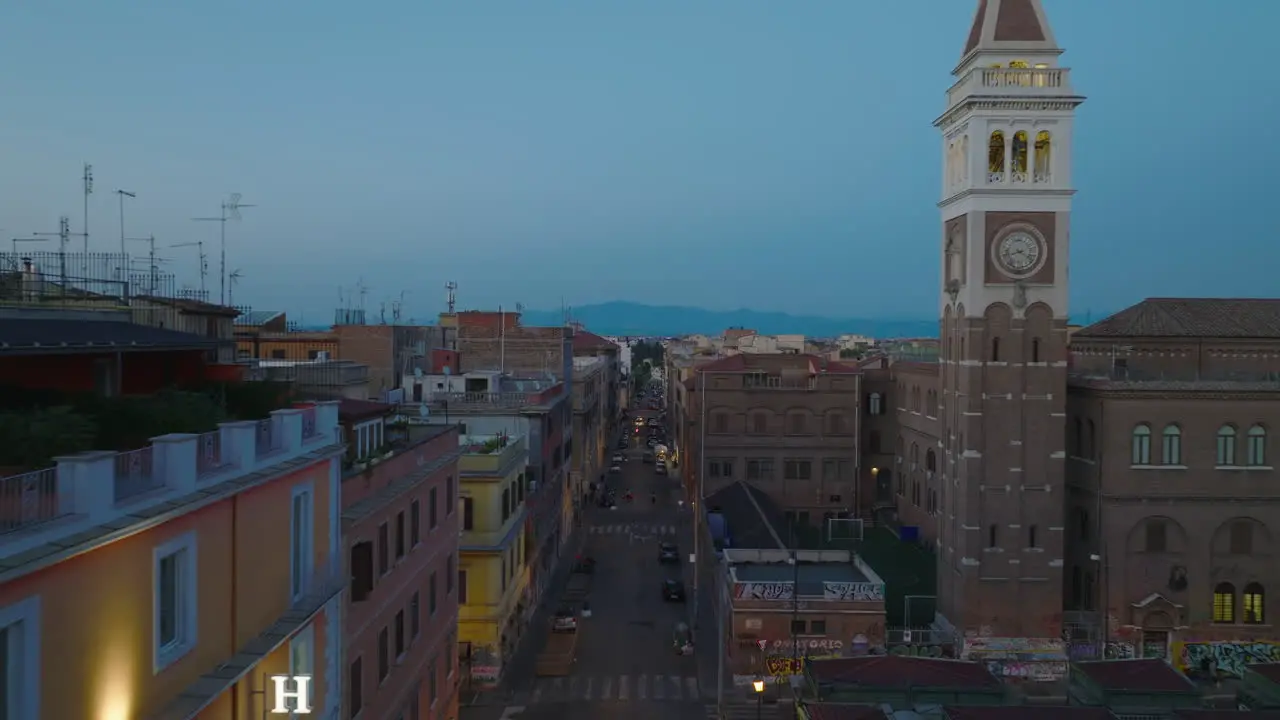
(0, 402), (341, 545)
(947, 66), (1072, 107)
(430, 391), (544, 408)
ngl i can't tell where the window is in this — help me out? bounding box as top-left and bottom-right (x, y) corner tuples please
(349, 657), (363, 719)
(288, 624), (315, 713)
(925, 391), (937, 418)
(1213, 583), (1235, 623)
(272, 348), (287, 359)
(1247, 425), (1267, 466)
(429, 656), (439, 702)
(925, 449), (937, 473)
(788, 413), (807, 435)
(1031, 338), (1041, 363)
(809, 619), (827, 634)
(1217, 425), (1237, 465)
(154, 531), (198, 671)
(868, 392), (883, 416)
(987, 524), (998, 548)
(1028, 524), (1038, 548)
(712, 413), (729, 434)
(394, 610), (405, 658)
(990, 337), (1001, 362)
(1161, 425), (1182, 465)
(291, 486), (315, 602)
(462, 498), (474, 530)
(351, 541), (374, 601)
(378, 627), (390, 681)
(1086, 420), (1096, 459)
(0, 596), (41, 719)
(1244, 583), (1265, 624)
(751, 413), (768, 434)
(1034, 131), (1052, 180)
(516, 473), (525, 502)
(790, 619), (806, 635)
(458, 570), (468, 604)
(447, 475), (456, 514)
(410, 592), (421, 639)
(429, 572), (438, 615)
(1145, 520), (1167, 552)
(429, 487), (439, 529)
(825, 413), (846, 435)
(395, 511), (406, 561)
(1229, 521), (1253, 555)
(746, 459), (774, 480)
(709, 459), (733, 478)
(501, 488), (511, 522)
(447, 554), (455, 594)
(868, 430), (881, 454)
(376, 524), (392, 578)
(1131, 424), (1152, 465)
(783, 460), (812, 480)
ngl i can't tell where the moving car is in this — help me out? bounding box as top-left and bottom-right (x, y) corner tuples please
(655, 464), (666, 475)
(663, 578), (686, 602)
(609, 464), (622, 474)
(658, 543), (680, 564)
(611, 454), (625, 464)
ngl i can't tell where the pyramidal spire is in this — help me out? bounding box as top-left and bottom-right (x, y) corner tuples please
(962, 0), (1059, 61)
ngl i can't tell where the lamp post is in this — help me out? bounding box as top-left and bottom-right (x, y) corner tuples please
(752, 677), (765, 720)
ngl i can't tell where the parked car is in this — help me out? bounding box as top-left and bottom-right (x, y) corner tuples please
(611, 454), (625, 464)
(609, 464), (622, 474)
(658, 543), (680, 564)
(663, 578), (686, 602)
(552, 608), (578, 632)
(655, 464), (667, 475)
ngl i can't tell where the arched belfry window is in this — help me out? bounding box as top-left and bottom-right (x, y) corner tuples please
(988, 131), (1006, 181)
(1034, 131), (1052, 182)
(1009, 60), (1030, 69)
(1011, 131), (1029, 179)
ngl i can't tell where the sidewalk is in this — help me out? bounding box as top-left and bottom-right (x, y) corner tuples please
(682, 508), (729, 701)
(464, 526), (586, 707)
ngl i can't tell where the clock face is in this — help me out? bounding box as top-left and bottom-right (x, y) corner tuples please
(997, 231), (1042, 274)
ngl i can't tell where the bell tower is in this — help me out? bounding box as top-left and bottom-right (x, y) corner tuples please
(935, 0), (1084, 638)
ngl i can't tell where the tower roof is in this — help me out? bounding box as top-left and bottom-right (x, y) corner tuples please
(961, 0), (1059, 60)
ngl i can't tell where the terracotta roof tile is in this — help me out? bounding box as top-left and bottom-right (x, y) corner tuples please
(993, 0), (1045, 42)
(572, 329), (616, 352)
(808, 656), (1000, 690)
(338, 398), (394, 421)
(945, 708), (1115, 720)
(805, 704), (889, 720)
(1075, 298), (1280, 339)
(1073, 658), (1194, 693)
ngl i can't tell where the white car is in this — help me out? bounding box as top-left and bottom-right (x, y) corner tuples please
(612, 454), (625, 464)
(610, 465), (622, 474)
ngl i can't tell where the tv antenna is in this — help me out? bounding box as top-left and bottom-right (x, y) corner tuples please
(170, 240), (208, 296)
(228, 269), (243, 306)
(124, 235), (160, 295)
(391, 290), (408, 324)
(445, 281), (457, 313)
(355, 278), (369, 312)
(31, 215), (73, 288)
(193, 192), (255, 306)
(79, 163), (93, 254)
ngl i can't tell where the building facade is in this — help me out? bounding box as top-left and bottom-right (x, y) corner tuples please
(455, 433), (531, 688)
(571, 356), (609, 519)
(341, 404), (463, 720)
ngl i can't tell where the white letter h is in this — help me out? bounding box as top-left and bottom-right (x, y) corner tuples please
(270, 675), (313, 714)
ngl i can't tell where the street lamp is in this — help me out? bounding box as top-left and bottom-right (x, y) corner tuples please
(752, 677), (765, 720)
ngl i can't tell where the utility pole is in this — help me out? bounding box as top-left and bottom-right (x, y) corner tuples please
(193, 193), (254, 306)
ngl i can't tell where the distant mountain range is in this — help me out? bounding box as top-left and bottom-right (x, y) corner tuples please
(519, 301), (938, 339)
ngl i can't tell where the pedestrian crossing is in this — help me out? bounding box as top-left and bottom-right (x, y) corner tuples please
(588, 523), (677, 536)
(518, 674), (701, 704)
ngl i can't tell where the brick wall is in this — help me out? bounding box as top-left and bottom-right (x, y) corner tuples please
(457, 325), (567, 375)
(335, 324), (396, 395)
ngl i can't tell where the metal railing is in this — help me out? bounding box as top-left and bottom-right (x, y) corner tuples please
(196, 431), (231, 479)
(0, 467), (63, 534)
(430, 391), (542, 407)
(113, 447), (161, 503)
(255, 419), (282, 458)
(0, 251), (183, 308)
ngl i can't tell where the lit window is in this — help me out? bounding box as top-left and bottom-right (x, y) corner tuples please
(1244, 583), (1265, 624)
(1213, 582), (1236, 623)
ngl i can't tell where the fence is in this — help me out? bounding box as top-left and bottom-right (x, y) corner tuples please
(0, 467), (63, 534)
(113, 447), (160, 503)
(195, 431), (230, 479)
(0, 251), (183, 308)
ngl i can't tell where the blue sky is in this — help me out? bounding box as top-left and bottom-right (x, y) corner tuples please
(2, 1), (1276, 324)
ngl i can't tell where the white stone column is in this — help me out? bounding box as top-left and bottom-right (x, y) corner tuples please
(219, 420), (259, 474)
(272, 408), (304, 455)
(151, 433), (198, 494)
(54, 451), (118, 522)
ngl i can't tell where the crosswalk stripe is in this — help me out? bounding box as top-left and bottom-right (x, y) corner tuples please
(653, 675), (665, 699)
(685, 676), (699, 699)
(531, 681), (544, 703)
(638, 675), (648, 700)
(619, 675), (630, 700)
(582, 676), (593, 700)
(601, 676), (612, 700)
(670, 675), (683, 699)
(567, 676), (577, 700)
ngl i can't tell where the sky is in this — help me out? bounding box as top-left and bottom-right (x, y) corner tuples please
(2, 0), (1277, 325)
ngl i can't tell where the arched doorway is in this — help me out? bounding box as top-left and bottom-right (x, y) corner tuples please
(1142, 611), (1172, 659)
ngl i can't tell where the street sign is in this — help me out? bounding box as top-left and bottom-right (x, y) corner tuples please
(756, 640), (768, 650)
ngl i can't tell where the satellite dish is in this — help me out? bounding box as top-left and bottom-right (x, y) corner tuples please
(418, 404), (429, 418)
(414, 367), (423, 378)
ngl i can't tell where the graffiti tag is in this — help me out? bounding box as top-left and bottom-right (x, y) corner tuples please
(823, 581), (885, 602)
(770, 638), (843, 652)
(889, 643), (957, 659)
(1175, 641), (1280, 679)
(733, 582), (793, 601)
(1066, 641), (1134, 661)
(985, 661), (1067, 681)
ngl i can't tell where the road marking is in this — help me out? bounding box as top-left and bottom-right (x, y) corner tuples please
(531, 681), (545, 702)
(619, 675), (630, 700)
(637, 674), (648, 700)
(601, 676), (613, 700)
(685, 676), (699, 699)
(567, 676), (579, 699)
(582, 676), (593, 700)
(551, 677), (564, 699)
(653, 674), (665, 699)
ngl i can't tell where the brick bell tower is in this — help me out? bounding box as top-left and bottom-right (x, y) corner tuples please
(934, 0), (1084, 638)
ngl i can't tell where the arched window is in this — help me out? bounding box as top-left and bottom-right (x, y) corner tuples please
(947, 142), (956, 185)
(1131, 424), (1152, 465)
(868, 392), (883, 416)
(1217, 425), (1238, 466)
(1161, 425), (1182, 465)
(1031, 337), (1041, 363)
(910, 442), (919, 469)
(1011, 131), (1029, 176)
(988, 131), (1006, 180)
(1247, 425), (1267, 466)
(991, 337), (1001, 362)
(926, 390), (938, 417)
(1244, 583), (1265, 624)
(1028, 524), (1038, 548)
(988, 524), (998, 548)
(1034, 131), (1052, 181)
(926, 449), (937, 473)
(1213, 582), (1236, 623)
(1008, 60), (1030, 69)
(1086, 420), (1097, 459)
(896, 436), (904, 466)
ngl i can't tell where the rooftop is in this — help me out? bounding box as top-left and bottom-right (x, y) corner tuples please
(694, 353), (861, 375)
(1173, 711), (1280, 720)
(0, 316), (221, 355)
(1073, 658), (1196, 693)
(727, 548), (877, 589)
(808, 655), (1001, 690)
(235, 309), (285, 326)
(706, 480), (791, 550)
(338, 398), (395, 421)
(1074, 298), (1280, 340)
(572, 328), (617, 352)
(961, 0), (1057, 59)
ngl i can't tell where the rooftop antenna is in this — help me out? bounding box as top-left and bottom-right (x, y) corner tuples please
(228, 269), (243, 307)
(170, 240), (208, 297)
(445, 281), (458, 314)
(32, 215), (72, 289)
(379, 301), (387, 324)
(125, 235), (159, 295)
(193, 192), (255, 306)
(499, 304), (506, 374)
(79, 163), (93, 255)
(356, 278), (369, 313)
(392, 290), (408, 324)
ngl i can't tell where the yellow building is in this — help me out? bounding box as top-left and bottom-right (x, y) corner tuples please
(0, 400), (347, 719)
(455, 433), (530, 688)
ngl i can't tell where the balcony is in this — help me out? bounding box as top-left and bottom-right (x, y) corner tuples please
(460, 506), (527, 552)
(458, 434), (527, 477)
(429, 389), (558, 411)
(0, 401), (341, 558)
(946, 66), (1074, 107)
(742, 375), (819, 391)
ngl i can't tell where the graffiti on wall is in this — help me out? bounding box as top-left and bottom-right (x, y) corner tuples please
(1174, 641), (1280, 679)
(733, 582), (793, 601)
(888, 643), (958, 659)
(769, 638), (844, 653)
(962, 637), (1067, 682)
(1066, 641), (1134, 661)
(986, 661), (1068, 681)
(823, 581), (885, 602)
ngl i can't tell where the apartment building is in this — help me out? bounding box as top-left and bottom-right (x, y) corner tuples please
(679, 353), (863, 516)
(0, 310), (345, 719)
(341, 401), (464, 720)
(570, 356), (609, 516)
(455, 432), (531, 688)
